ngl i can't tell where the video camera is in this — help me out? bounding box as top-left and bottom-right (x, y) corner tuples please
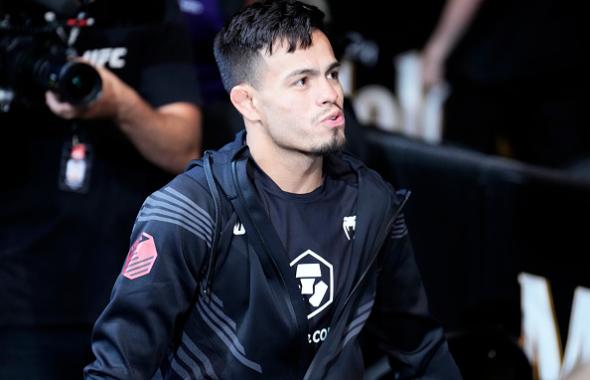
(0, 0), (102, 112)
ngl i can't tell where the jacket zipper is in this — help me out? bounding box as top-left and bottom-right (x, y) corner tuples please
(303, 193), (410, 380)
(231, 160), (306, 379)
(338, 192), (410, 318)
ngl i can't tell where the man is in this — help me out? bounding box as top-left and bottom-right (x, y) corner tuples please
(85, 1), (461, 379)
(0, 0), (201, 378)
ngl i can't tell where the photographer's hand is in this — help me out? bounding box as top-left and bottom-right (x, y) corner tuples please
(46, 64), (202, 173)
(45, 63), (121, 120)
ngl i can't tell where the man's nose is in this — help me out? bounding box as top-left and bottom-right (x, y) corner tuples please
(316, 78), (341, 106)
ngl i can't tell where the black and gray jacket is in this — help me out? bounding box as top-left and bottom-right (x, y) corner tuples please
(85, 132), (461, 380)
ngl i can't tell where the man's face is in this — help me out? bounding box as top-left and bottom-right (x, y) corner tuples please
(253, 30), (345, 156)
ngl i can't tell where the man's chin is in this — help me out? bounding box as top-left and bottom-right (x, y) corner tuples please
(310, 134), (346, 156)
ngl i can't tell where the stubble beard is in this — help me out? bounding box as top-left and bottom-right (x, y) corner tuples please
(309, 129), (346, 156)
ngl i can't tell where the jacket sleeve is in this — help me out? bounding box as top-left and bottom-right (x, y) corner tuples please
(366, 215), (462, 380)
(84, 180), (213, 379)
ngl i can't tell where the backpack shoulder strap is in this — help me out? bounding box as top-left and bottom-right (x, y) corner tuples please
(200, 151), (227, 302)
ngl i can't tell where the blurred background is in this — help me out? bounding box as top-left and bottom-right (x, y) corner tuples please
(1, 0), (589, 379)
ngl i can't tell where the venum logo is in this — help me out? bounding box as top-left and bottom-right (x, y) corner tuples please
(233, 222), (246, 236)
(343, 215), (356, 240)
(290, 249), (334, 319)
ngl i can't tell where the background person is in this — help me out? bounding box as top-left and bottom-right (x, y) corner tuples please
(0, 0), (202, 378)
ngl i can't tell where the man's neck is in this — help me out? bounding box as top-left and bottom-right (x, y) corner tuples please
(247, 135), (324, 194)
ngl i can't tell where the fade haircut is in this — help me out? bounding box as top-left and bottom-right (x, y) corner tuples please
(213, 0), (325, 93)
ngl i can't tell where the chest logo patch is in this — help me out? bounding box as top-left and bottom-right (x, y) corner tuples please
(233, 222), (246, 236)
(343, 215), (356, 240)
(290, 249), (334, 319)
(122, 232), (158, 280)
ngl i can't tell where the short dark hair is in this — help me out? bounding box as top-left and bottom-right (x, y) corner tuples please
(213, 0), (325, 93)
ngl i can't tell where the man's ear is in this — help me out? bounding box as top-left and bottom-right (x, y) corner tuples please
(230, 84), (261, 122)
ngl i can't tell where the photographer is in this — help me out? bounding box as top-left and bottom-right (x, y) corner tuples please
(0, 0), (202, 379)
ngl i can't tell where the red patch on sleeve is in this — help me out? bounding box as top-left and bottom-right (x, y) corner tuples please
(122, 232), (158, 280)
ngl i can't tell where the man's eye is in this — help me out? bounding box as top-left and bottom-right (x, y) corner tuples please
(295, 77), (307, 86)
(329, 71), (339, 80)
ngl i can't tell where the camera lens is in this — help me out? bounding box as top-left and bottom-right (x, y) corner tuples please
(4, 38), (103, 108)
(57, 61), (102, 106)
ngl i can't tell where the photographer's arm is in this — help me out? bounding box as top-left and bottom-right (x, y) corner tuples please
(46, 64), (202, 174)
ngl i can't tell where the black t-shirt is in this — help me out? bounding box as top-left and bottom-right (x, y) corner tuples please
(0, 0), (200, 326)
(252, 162), (358, 352)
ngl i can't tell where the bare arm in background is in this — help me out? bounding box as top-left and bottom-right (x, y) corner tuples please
(46, 63), (202, 174)
(421, 0), (485, 89)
